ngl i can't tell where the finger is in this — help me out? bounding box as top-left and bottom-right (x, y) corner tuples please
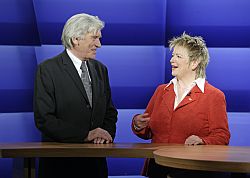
(99, 130), (112, 142)
(185, 141), (193, 145)
(103, 130), (113, 142)
(139, 117), (150, 122)
(98, 137), (103, 144)
(96, 138), (104, 144)
(141, 113), (149, 117)
(93, 138), (98, 144)
(191, 138), (201, 145)
(185, 138), (193, 145)
(140, 121), (150, 127)
(95, 137), (100, 144)
(135, 118), (150, 128)
(134, 114), (143, 120)
(100, 138), (105, 144)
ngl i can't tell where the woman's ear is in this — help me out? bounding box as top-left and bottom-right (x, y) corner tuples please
(191, 60), (200, 71)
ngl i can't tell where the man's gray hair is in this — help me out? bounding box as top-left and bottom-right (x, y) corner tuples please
(61, 13), (104, 49)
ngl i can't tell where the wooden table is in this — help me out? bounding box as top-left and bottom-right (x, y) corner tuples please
(154, 145), (250, 173)
(1, 143), (250, 178)
(0, 142), (169, 178)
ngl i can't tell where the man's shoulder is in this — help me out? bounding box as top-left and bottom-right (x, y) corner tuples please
(38, 52), (64, 68)
(90, 59), (108, 72)
(91, 59), (106, 67)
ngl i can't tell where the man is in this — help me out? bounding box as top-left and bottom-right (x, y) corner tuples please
(34, 13), (118, 178)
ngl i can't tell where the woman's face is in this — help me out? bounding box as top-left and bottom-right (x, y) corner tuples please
(170, 45), (194, 79)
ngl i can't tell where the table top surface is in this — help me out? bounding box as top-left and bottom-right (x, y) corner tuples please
(153, 145), (250, 173)
(0, 142), (170, 158)
(1, 142), (250, 173)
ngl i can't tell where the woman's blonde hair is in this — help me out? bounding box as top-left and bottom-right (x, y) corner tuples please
(169, 32), (209, 78)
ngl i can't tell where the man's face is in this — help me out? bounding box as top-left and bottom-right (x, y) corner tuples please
(74, 30), (102, 60)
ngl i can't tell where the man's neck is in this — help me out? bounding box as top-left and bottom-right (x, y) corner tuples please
(69, 49), (88, 61)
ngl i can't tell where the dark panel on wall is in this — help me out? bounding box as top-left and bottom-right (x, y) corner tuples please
(33, 0), (166, 45)
(97, 46), (166, 108)
(0, 46), (37, 112)
(35, 45), (166, 109)
(0, 0), (40, 45)
(166, 0), (250, 47)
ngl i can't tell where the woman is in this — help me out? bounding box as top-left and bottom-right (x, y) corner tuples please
(132, 33), (230, 178)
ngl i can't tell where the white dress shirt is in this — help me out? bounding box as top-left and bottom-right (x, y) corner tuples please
(166, 77), (205, 109)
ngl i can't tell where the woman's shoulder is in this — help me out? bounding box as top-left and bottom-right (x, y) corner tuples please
(205, 82), (225, 97)
(156, 83), (170, 90)
(153, 83), (172, 95)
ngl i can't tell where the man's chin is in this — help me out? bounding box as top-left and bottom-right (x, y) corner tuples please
(88, 56), (95, 60)
(88, 55), (96, 60)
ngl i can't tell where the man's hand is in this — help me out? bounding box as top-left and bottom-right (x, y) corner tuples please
(185, 135), (204, 145)
(133, 113), (150, 131)
(93, 137), (110, 144)
(84, 128), (112, 144)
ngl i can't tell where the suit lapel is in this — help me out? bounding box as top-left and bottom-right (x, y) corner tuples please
(162, 84), (175, 113)
(61, 51), (89, 102)
(87, 60), (100, 109)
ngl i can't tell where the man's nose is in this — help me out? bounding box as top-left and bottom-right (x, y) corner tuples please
(96, 39), (101, 48)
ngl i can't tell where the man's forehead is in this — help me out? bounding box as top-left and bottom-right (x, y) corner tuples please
(88, 30), (102, 37)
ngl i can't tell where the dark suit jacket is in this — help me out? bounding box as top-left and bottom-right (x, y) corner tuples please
(34, 50), (118, 178)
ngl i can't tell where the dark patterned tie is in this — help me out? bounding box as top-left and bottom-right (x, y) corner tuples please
(80, 61), (92, 107)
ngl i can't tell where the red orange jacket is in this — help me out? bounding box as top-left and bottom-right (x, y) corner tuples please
(132, 81), (230, 145)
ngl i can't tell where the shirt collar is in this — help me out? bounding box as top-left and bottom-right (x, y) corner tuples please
(66, 49), (83, 70)
(165, 77), (205, 93)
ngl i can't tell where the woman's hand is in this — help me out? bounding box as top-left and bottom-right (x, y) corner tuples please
(185, 135), (204, 145)
(133, 113), (150, 131)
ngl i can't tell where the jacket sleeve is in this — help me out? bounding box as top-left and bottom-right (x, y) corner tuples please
(101, 67), (118, 140)
(201, 91), (230, 145)
(131, 86), (162, 140)
(34, 64), (88, 143)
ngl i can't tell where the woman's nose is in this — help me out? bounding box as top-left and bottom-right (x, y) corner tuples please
(170, 56), (174, 63)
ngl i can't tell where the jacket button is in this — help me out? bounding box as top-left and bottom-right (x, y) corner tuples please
(86, 105), (91, 109)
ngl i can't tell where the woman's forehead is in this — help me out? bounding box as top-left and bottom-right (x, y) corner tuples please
(173, 45), (189, 55)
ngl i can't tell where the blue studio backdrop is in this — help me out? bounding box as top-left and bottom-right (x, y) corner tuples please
(0, 0), (250, 177)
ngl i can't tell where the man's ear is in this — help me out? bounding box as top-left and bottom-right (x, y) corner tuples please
(71, 37), (78, 46)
